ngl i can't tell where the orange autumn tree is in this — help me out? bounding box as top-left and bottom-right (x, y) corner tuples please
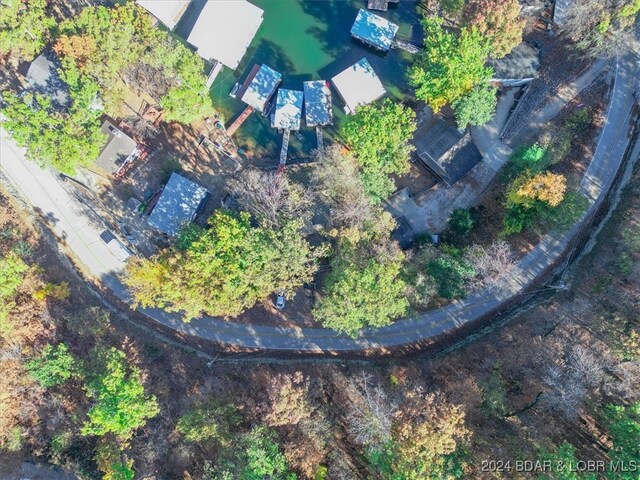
(513, 172), (567, 207)
(53, 34), (98, 72)
(464, 0), (525, 58)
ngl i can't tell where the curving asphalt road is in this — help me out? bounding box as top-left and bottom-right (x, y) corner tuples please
(1, 52), (638, 353)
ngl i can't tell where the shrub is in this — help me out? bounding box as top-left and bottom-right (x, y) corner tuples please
(445, 209), (476, 244)
(26, 343), (77, 388)
(425, 246), (476, 299)
(177, 401), (241, 444)
(510, 144), (549, 173)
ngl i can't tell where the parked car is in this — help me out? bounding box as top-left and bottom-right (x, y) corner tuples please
(275, 292), (285, 310)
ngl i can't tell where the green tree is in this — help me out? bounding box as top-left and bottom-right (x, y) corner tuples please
(409, 17), (493, 112)
(177, 401), (241, 444)
(0, 0), (54, 58)
(511, 143), (549, 173)
(445, 208), (476, 243)
(0, 251), (28, 328)
(537, 441), (597, 480)
(342, 99), (416, 202)
(1, 92), (105, 174)
(26, 343), (77, 388)
(603, 403), (640, 479)
(95, 439), (136, 480)
(314, 252), (408, 337)
(424, 246), (475, 299)
(82, 348), (159, 441)
(125, 211), (325, 318)
(452, 85), (497, 129)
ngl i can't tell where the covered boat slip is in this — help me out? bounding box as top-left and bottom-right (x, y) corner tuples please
(350, 8), (399, 52)
(235, 64), (283, 113)
(186, 0), (264, 69)
(303, 81), (333, 127)
(136, 0), (191, 30)
(331, 58), (386, 114)
(272, 89), (303, 131)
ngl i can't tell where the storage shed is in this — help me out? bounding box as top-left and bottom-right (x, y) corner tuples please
(147, 173), (209, 237)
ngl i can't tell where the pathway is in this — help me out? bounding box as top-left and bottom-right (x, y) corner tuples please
(0, 52), (636, 353)
(408, 58), (611, 233)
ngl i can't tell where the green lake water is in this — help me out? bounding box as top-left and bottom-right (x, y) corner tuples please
(178, 0), (423, 159)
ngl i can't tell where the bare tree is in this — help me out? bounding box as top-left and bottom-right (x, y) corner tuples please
(605, 361), (640, 401)
(563, 0), (639, 58)
(568, 345), (605, 387)
(228, 169), (314, 228)
(465, 240), (517, 291)
(344, 372), (397, 450)
(312, 146), (374, 230)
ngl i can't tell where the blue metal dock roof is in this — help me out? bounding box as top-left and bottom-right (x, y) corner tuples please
(303, 81), (333, 127)
(350, 9), (399, 52)
(148, 172), (209, 237)
(272, 89), (304, 130)
(241, 64), (283, 112)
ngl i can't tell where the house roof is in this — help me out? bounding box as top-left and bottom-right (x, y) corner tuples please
(303, 81), (333, 127)
(186, 0), (264, 69)
(148, 172), (209, 237)
(272, 89), (303, 130)
(331, 58), (386, 114)
(95, 120), (137, 174)
(136, 0), (191, 30)
(350, 9), (399, 51)
(26, 53), (70, 107)
(414, 119), (482, 186)
(240, 64), (282, 112)
(553, 0), (573, 25)
(488, 43), (540, 81)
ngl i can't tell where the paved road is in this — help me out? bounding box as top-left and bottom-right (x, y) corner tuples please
(1, 52), (637, 353)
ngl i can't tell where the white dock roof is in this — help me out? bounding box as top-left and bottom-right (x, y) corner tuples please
(137, 0), (191, 30)
(272, 89), (303, 130)
(331, 58), (386, 114)
(187, 0), (264, 69)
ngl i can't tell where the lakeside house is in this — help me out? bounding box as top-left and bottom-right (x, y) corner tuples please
(95, 120), (141, 176)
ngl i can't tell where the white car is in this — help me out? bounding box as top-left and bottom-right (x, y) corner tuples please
(275, 292), (285, 310)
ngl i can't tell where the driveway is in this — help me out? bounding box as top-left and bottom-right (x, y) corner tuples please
(0, 51), (637, 353)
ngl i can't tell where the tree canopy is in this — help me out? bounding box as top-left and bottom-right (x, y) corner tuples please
(452, 84), (498, 130)
(125, 211), (326, 319)
(0, 0), (54, 58)
(82, 348), (159, 441)
(313, 215), (408, 337)
(409, 17), (493, 112)
(464, 0), (525, 59)
(1, 92), (106, 174)
(55, 3), (213, 123)
(342, 99), (416, 203)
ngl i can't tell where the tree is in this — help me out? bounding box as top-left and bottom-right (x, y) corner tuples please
(177, 401), (241, 444)
(368, 391), (470, 480)
(313, 231), (408, 337)
(422, 246), (476, 299)
(510, 172), (567, 208)
(464, 0), (525, 58)
(452, 84), (497, 129)
(312, 146), (375, 234)
(95, 439), (136, 480)
(538, 441), (597, 480)
(445, 208), (476, 243)
(56, 3), (213, 122)
(1, 92), (106, 174)
(345, 373), (397, 451)
(125, 211), (325, 318)
(511, 143), (549, 173)
(0, 251), (28, 327)
(603, 402), (640, 479)
(26, 343), (76, 388)
(564, 0), (640, 57)
(264, 372), (311, 427)
(82, 348), (159, 441)
(409, 17), (493, 112)
(342, 99), (416, 202)
(464, 241), (517, 291)
(229, 170), (314, 228)
(0, 0), (54, 58)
